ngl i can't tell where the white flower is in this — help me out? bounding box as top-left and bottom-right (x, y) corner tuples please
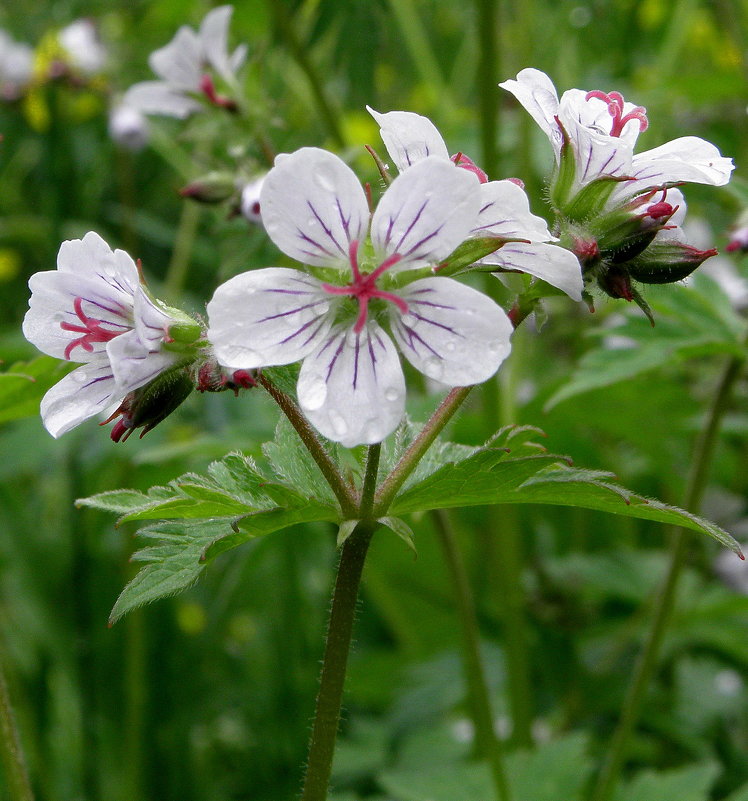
(207, 148), (513, 447)
(367, 106), (584, 301)
(23, 232), (182, 437)
(239, 174), (265, 224)
(108, 102), (149, 151)
(0, 30), (33, 98)
(58, 19), (107, 75)
(499, 68), (734, 202)
(123, 5), (246, 119)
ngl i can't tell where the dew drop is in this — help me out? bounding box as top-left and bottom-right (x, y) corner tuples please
(307, 218), (318, 228)
(71, 370), (89, 383)
(384, 387), (400, 402)
(302, 377), (327, 411)
(345, 328), (359, 347)
(422, 357), (443, 379)
(329, 410), (348, 437)
(488, 339), (506, 354)
(314, 168), (336, 192)
(444, 341), (457, 353)
(400, 313), (416, 327)
(464, 307), (476, 316)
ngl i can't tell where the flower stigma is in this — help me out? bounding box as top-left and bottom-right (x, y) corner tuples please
(60, 296), (125, 360)
(585, 90), (649, 138)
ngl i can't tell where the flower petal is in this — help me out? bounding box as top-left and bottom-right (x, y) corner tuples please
(626, 136), (734, 192)
(371, 157), (480, 269)
(481, 241), (584, 300)
(367, 106), (450, 172)
(123, 80), (201, 118)
(207, 267), (334, 369)
(298, 323), (405, 447)
(133, 287), (172, 349)
(474, 180), (554, 240)
(199, 5), (233, 78)
(40, 360), (121, 438)
(107, 330), (178, 393)
(148, 25), (202, 89)
(57, 231), (140, 293)
(260, 148), (370, 267)
(390, 277), (512, 384)
(499, 68), (562, 154)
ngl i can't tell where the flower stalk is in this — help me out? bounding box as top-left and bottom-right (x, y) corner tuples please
(0, 657), (34, 801)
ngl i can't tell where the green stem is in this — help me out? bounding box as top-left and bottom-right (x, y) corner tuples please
(268, 0), (346, 149)
(260, 376), (357, 517)
(360, 443), (382, 519)
(163, 200), (201, 301)
(589, 350), (746, 801)
(374, 386), (473, 515)
(434, 510), (513, 801)
(301, 524), (375, 801)
(476, 0), (500, 179)
(0, 656), (34, 801)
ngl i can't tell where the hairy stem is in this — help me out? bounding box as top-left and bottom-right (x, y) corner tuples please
(360, 443), (382, 519)
(590, 351), (746, 801)
(373, 386), (473, 515)
(260, 376), (357, 517)
(301, 524), (375, 801)
(434, 510), (513, 801)
(0, 657), (34, 801)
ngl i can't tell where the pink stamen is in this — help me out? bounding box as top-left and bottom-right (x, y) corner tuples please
(585, 90), (648, 138)
(321, 241), (409, 333)
(199, 74), (237, 111)
(60, 297), (122, 360)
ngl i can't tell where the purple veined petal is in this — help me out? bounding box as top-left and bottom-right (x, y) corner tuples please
(207, 267), (335, 369)
(133, 287), (172, 349)
(626, 136), (734, 192)
(56, 231), (140, 298)
(199, 5), (233, 78)
(148, 25), (202, 89)
(366, 106), (450, 173)
(499, 68), (563, 156)
(390, 277), (512, 385)
(23, 271), (134, 361)
(107, 331), (179, 394)
(474, 180), (554, 240)
(40, 360), (122, 438)
(260, 148), (370, 268)
(480, 241), (584, 301)
(123, 80), (201, 118)
(370, 157), (480, 269)
(297, 322), (406, 447)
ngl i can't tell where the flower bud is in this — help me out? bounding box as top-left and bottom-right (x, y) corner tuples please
(196, 359), (257, 395)
(101, 363), (195, 442)
(180, 172), (237, 204)
(626, 240), (718, 284)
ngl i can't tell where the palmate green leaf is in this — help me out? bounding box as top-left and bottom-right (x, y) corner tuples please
(545, 275), (748, 410)
(612, 761), (719, 801)
(0, 356), (75, 424)
(109, 519), (231, 625)
(390, 452), (742, 554)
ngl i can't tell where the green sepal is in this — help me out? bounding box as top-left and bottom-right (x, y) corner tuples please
(436, 236), (522, 277)
(377, 516), (417, 555)
(627, 241), (717, 285)
(563, 174), (630, 222)
(549, 118), (577, 212)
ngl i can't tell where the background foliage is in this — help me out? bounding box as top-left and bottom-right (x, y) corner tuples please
(2, 0), (748, 799)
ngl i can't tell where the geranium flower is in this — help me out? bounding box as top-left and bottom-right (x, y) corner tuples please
(207, 147), (513, 447)
(58, 19), (107, 76)
(123, 5), (246, 119)
(499, 68), (734, 203)
(22, 232), (191, 437)
(0, 29), (33, 99)
(367, 106), (584, 301)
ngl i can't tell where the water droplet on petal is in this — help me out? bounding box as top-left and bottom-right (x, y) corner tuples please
(314, 168), (336, 192)
(329, 410), (348, 437)
(488, 340), (507, 354)
(302, 377), (328, 411)
(400, 313), (415, 327)
(464, 307), (476, 316)
(345, 328), (359, 347)
(71, 370), (89, 383)
(384, 387), (400, 402)
(422, 357), (443, 379)
(444, 341), (457, 353)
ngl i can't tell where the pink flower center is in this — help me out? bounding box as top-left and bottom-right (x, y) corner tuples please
(59, 297), (123, 360)
(321, 241), (410, 334)
(200, 74), (237, 111)
(451, 152), (489, 183)
(584, 90), (648, 138)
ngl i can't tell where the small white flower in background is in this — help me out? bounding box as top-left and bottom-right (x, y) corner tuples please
(207, 147), (513, 447)
(367, 106), (584, 301)
(23, 232), (187, 438)
(58, 19), (107, 75)
(240, 174), (265, 224)
(499, 68), (734, 205)
(123, 5), (246, 119)
(0, 29), (33, 99)
(108, 102), (149, 151)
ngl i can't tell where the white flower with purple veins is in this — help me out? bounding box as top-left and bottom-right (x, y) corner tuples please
(123, 5), (246, 119)
(499, 68), (734, 200)
(23, 232), (182, 437)
(367, 106), (584, 301)
(207, 147), (513, 447)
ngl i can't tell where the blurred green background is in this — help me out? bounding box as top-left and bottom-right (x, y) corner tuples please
(2, 1), (748, 799)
